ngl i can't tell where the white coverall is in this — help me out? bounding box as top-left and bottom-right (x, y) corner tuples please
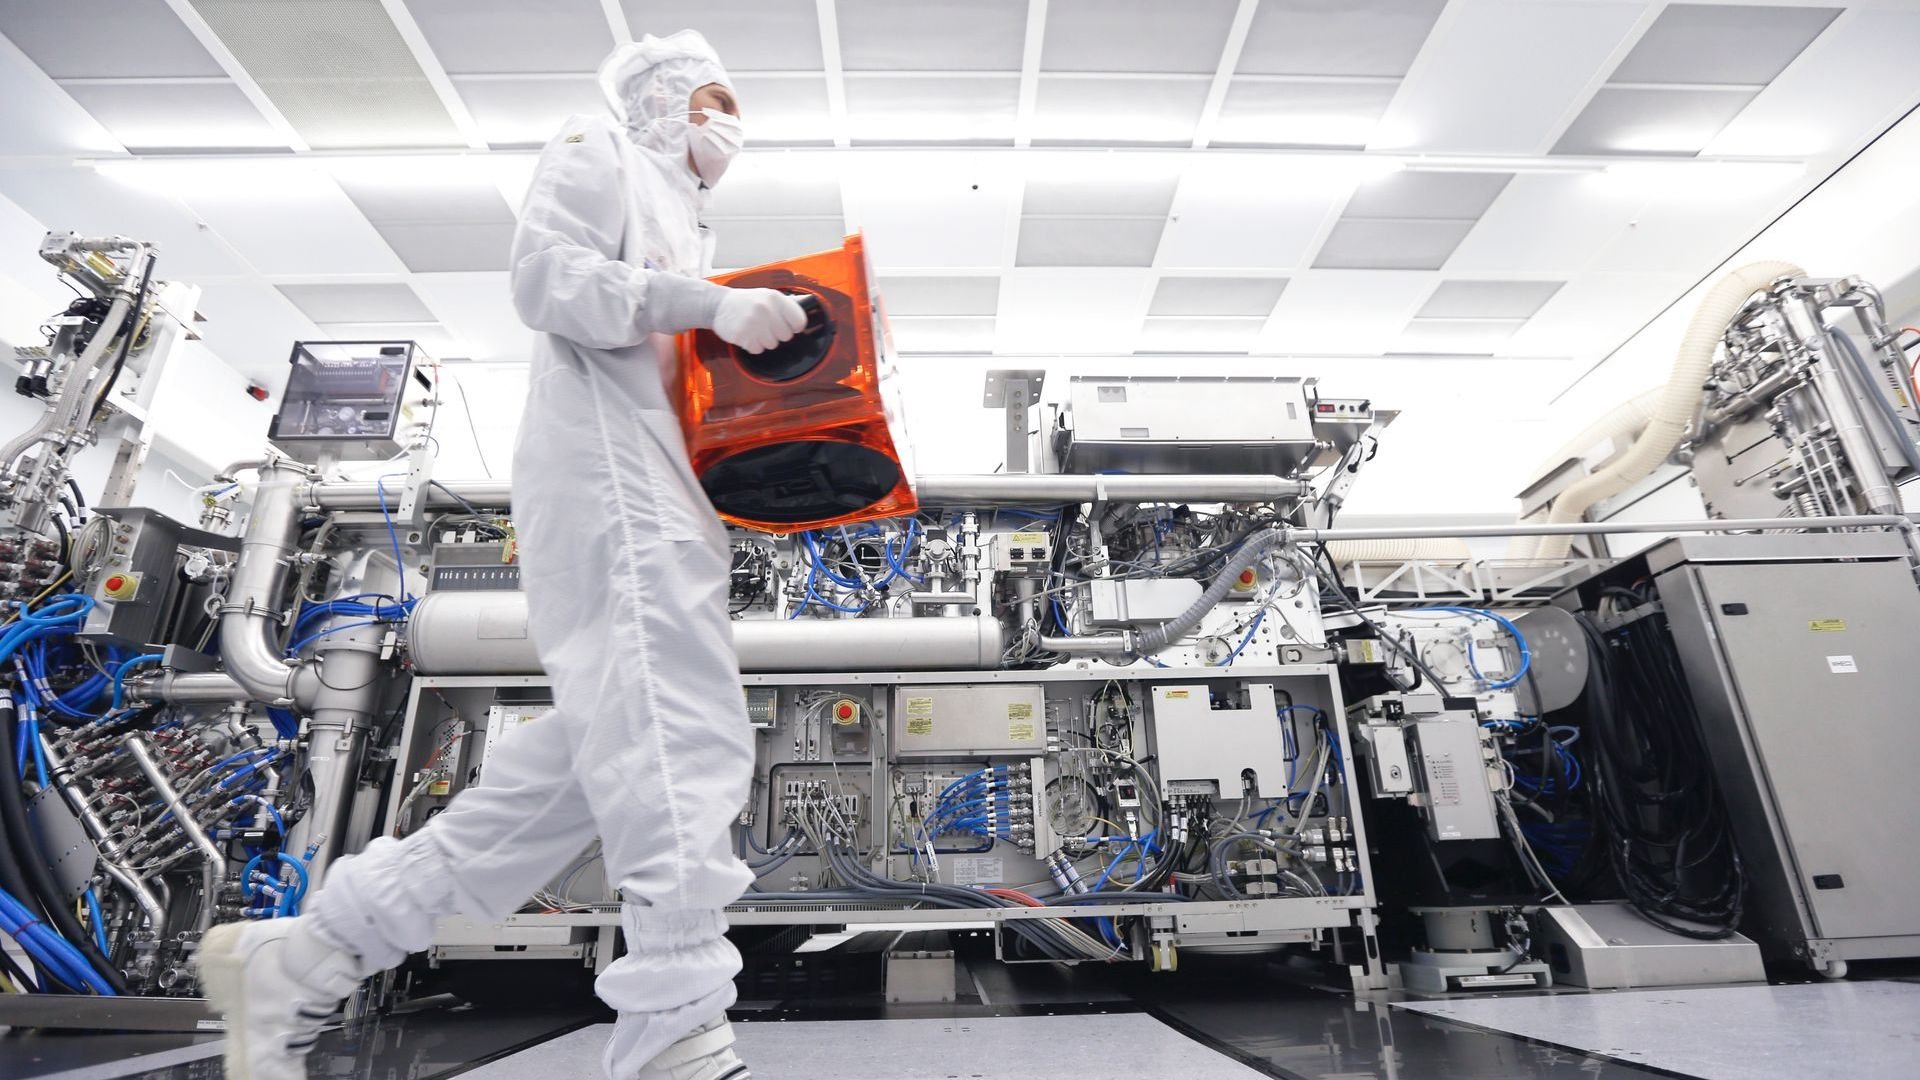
(303, 34), (758, 1076)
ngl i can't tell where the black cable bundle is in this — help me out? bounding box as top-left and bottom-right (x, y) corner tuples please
(1575, 601), (1745, 939)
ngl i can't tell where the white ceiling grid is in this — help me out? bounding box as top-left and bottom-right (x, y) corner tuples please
(0, 0), (1914, 385)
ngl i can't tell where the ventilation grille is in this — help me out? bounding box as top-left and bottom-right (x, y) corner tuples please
(190, 0), (461, 149)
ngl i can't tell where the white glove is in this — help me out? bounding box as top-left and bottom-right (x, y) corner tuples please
(712, 288), (808, 354)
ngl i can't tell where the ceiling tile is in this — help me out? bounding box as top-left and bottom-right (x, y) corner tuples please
(1705, 8), (1920, 158)
(1212, 80), (1398, 147)
(1445, 172), (1645, 274)
(0, 1), (223, 79)
(1551, 85), (1758, 156)
(843, 154), (1020, 269)
(1344, 171), (1513, 220)
(1149, 277), (1288, 317)
(173, 164), (407, 276)
(1043, 0), (1239, 75)
(1370, 0), (1646, 155)
(1312, 219), (1475, 271)
(845, 75), (1019, 144)
(705, 167), (844, 218)
(411, 272), (536, 364)
(996, 270), (1154, 353)
(1031, 76), (1211, 145)
(712, 216), (849, 269)
(277, 282), (434, 324)
(1610, 4), (1841, 86)
(372, 221), (516, 272)
(1398, 318), (1522, 352)
(407, 0), (612, 74)
(1418, 280), (1564, 320)
(1137, 317), (1263, 353)
(618, 1), (823, 71)
(191, 0), (463, 150)
(726, 74), (836, 144)
(837, 0), (1026, 72)
(1258, 269), (1435, 354)
(1016, 218), (1166, 268)
(1236, 0), (1446, 78)
(1155, 158), (1349, 270)
(333, 174), (516, 227)
(889, 316), (997, 353)
(1023, 172), (1177, 218)
(877, 277), (1000, 316)
(452, 76), (603, 147)
(316, 322), (461, 359)
(2, 167), (248, 278)
(60, 82), (286, 150)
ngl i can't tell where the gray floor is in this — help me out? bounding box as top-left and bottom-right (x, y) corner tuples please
(460, 1015), (1273, 1080)
(1394, 980), (1920, 1080)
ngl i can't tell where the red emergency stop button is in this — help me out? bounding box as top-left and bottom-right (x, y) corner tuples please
(1239, 569), (1256, 584)
(836, 703), (853, 720)
(102, 572), (140, 600)
(105, 575), (124, 592)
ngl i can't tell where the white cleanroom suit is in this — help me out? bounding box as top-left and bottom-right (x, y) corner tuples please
(202, 30), (800, 1080)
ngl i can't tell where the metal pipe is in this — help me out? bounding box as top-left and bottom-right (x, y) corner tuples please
(405, 590), (1005, 673)
(39, 736), (166, 930)
(125, 738), (222, 868)
(909, 592), (977, 605)
(218, 468), (309, 706)
(141, 671), (246, 704)
(916, 474), (1310, 504)
(1285, 515), (1909, 543)
(1040, 634), (1130, 654)
(303, 474), (1311, 512)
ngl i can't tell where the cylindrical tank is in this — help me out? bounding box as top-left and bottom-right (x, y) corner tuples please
(406, 591), (1005, 674)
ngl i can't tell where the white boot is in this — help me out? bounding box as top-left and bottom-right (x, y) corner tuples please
(196, 919), (369, 1080)
(633, 1017), (751, 1080)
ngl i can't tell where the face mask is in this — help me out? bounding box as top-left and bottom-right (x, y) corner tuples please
(687, 107), (744, 186)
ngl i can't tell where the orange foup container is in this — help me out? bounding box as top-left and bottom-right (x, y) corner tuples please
(673, 233), (918, 533)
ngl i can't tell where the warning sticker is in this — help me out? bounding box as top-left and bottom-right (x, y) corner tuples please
(1010, 531), (1047, 545)
(1164, 689), (1191, 699)
(951, 856), (1005, 886)
(1809, 619), (1847, 632)
(1007, 702), (1034, 721)
(1008, 721), (1036, 742)
(1826, 655), (1858, 674)
(907, 717), (934, 736)
(905, 696), (935, 718)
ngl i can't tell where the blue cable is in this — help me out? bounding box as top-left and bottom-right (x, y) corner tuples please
(109, 653), (163, 711)
(1407, 606), (1533, 689)
(1215, 611), (1266, 667)
(83, 888), (108, 956)
(374, 474), (413, 602)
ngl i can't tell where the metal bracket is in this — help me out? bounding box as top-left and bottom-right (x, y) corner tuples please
(984, 368), (1046, 474)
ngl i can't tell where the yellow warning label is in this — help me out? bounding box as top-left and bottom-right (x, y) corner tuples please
(1007, 702), (1034, 721)
(1165, 689), (1191, 699)
(905, 696), (935, 718)
(1809, 619), (1847, 632)
(907, 717), (933, 736)
(427, 779), (451, 796)
(1009, 721), (1036, 742)
(1010, 531), (1046, 544)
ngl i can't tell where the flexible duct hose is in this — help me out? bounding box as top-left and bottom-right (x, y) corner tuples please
(1532, 261), (1805, 559)
(1508, 388), (1663, 559)
(1133, 528), (1291, 654)
(1327, 538), (1473, 565)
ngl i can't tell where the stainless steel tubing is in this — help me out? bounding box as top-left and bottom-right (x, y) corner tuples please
(142, 671), (246, 704)
(1285, 515), (1910, 543)
(306, 474), (1308, 511)
(40, 736), (166, 930)
(406, 591), (1005, 673)
(125, 737), (222, 867)
(915, 474), (1310, 504)
(1039, 634), (1130, 654)
(219, 469), (307, 706)
(305, 479), (512, 511)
